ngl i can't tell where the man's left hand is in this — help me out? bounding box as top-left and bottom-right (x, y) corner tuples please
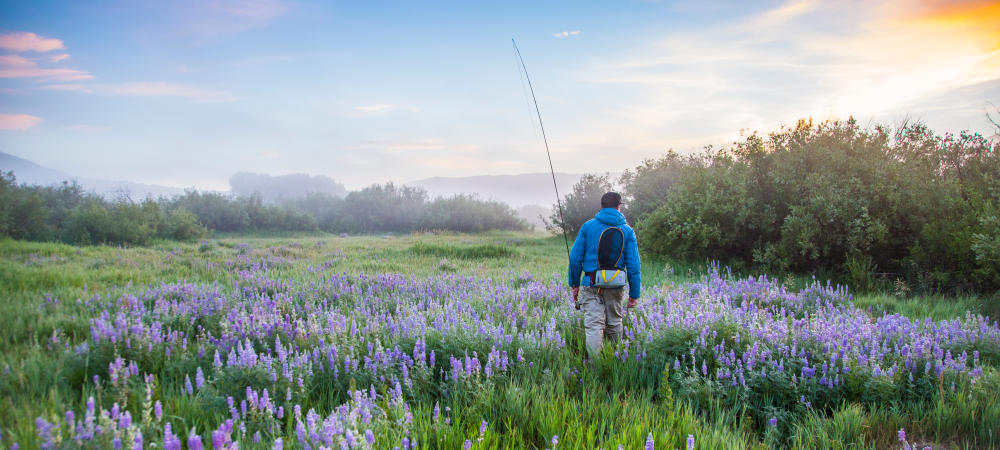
(627, 297), (638, 308)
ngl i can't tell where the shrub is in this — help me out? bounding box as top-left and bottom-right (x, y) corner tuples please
(162, 208), (207, 242)
(546, 173), (615, 236)
(631, 118), (999, 294)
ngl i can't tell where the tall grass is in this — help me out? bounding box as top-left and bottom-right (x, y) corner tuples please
(0, 233), (996, 449)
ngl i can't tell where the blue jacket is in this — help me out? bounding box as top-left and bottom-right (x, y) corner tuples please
(568, 208), (641, 299)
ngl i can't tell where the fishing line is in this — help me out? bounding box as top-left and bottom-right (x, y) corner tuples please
(511, 38), (571, 261)
(513, 50), (542, 145)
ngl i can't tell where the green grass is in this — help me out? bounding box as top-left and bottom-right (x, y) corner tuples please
(0, 233), (995, 449)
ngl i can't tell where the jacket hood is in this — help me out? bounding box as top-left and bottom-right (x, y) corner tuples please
(595, 208), (626, 226)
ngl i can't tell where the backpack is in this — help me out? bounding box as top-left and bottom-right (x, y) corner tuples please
(591, 226), (628, 288)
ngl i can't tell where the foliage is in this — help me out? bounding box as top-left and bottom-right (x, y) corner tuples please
(632, 119), (1000, 294)
(0, 176), (527, 246)
(620, 151), (700, 224)
(546, 173), (615, 236)
(420, 194), (525, 233)
(161, 208), (208, 242)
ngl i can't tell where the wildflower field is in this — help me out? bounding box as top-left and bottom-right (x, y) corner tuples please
(0, 233), (998, 449)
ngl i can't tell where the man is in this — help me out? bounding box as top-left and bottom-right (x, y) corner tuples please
(568, 192), (641, 359)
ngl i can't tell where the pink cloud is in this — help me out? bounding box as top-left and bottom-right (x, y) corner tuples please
(0, 31), (64, 52)
(49, 53), (71, 62)
(0, 54), (93, 81)
(107, 82), (234, 101)
(0, 113), (42, 130)
(40, 83), (92, 93)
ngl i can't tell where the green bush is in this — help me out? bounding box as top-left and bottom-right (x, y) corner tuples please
(162, 208), (207, 242)
(63, 198), (114, 245)
(546, 173), (615, 236)
(0, 175), (527, 247)
(625, 118), (999, 294)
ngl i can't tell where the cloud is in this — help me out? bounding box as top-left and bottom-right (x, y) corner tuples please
(384, 139), (479, 153)
(354, 104), (396, 113)
(0, 54), (93, 81)
(352, 104), (418, 114)
(410, 156), (528, 171)
(40, 83), (92, 93)
(0, 113), (42, 130)
(553, 30), (582, 39)
(68, 124), (112, 132)
(49, 53), (71, 62)
(749, 0), (818, 28)
(213, 0), (287, 19)
(105, 82), (234, 102)
(577, 0), (1000, 155)
(346, 138), (481, 155)
(0, 31), (64, 52)
(167, 0), (289, 40)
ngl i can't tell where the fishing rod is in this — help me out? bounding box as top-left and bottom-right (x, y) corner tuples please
(511, 38), (571, 261)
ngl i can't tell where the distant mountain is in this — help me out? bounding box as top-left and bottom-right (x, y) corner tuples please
(0, 151), (187, 199)
(406, 172), (586, 208)
(0, 151), (74, 185)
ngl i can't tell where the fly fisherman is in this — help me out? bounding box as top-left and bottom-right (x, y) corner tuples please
(568, 192), (641, 359)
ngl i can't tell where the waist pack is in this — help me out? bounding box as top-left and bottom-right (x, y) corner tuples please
(590, 226), (627, 288)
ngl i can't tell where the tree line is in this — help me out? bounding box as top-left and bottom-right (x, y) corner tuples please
(0, 175), (526, 246)
(550, 118), (1000, 294)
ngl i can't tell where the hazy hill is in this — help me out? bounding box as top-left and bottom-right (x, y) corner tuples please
(0, 151), (186, 199)
(230, 172), (347, 204)
(406, 172), (585, 208)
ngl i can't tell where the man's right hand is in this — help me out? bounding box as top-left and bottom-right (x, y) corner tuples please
(571, 286), (579, 302)
(627, 297), (638, 308)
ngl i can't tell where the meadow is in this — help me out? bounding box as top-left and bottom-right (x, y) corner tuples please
(0, 232), (997, 449)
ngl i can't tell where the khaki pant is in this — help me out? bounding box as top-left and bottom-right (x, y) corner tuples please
(579, 286), (625, 359)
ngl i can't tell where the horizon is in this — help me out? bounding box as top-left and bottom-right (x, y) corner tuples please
(1, 0), (998, 191)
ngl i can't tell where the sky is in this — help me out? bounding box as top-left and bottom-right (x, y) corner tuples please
(1, 0), (998, 191)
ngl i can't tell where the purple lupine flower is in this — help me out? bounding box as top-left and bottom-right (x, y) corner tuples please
(551, 435), (558, 447)
(898, 428), (906, 442)
(768, 417), (777, 427)
(195, 367), (205, 390)
(365, 429), (375, 445)
(154, 401), (163, 421)
(686, 434), (694, 450)
(464, 439), (472, 450)
(273, 437), (283, 450)
(645, 432), (654, 450)
(189, 433), (204, 450)
(212, 430), (226, 448)
(480, 420), (488, 435)
(184, 374), (193, 395)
